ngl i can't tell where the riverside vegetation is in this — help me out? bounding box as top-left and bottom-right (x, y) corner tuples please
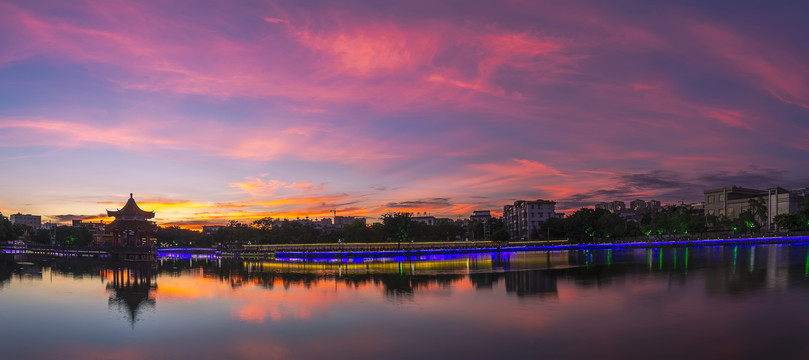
(3, 198), (808, 248)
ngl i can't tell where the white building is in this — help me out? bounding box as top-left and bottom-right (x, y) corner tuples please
(503, 200), (562, 241)
(334, 216), (366, 228)
(704, 185), (808, 229)
(412, 216), (436, 226)
(10, 213), (41, 229)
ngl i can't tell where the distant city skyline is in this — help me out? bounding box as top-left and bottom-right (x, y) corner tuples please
(1, 1), (808, 228)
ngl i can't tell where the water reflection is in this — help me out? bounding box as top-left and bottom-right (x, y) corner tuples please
(3, 245), (809, 306)
(2, 245), (809, 359)
(104, 265), (156, 325)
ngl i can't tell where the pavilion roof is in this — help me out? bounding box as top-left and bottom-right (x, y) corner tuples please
(105, 219), (157, 232)
(107, 193), (156, 219)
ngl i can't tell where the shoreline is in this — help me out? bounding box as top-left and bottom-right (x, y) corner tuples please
(266, 236), (809, 259)
(5, 236), (809, 260)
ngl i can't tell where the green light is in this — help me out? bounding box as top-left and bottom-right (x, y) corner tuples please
(733, 246), (737, 274)
(745, 221), (754, 228)
(732, 226), (738, 231)
(656, 229), (664, 235)
(607, 249), (611, 267)
(684, 248), (689, 272)
(658, 249), (662, 270)
(644, 230), (651, 236)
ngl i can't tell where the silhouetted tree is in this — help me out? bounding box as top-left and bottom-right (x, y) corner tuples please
(0, 213), (13, 242)
(53, 226), (93, 247)
(342, 220), (382, 243)
(155, 226), (210, 247)
(774, 213), (799, 231)
(381, 212), (412, 247)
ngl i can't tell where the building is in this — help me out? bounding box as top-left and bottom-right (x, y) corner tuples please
(704, 185), (808, 229)
(767, 187), (808, 228)
(470, 210), (492, 222)
(595, 201), (626, 212)
(10, 213), (41, 229)
(202, 225), (224, 235)
(334, 216), (366, 228)
(704, 186), (767, 219)
(412, 216), (436, 226)
(106, 193), (157, 247)
(686, 202), (705, 217)
(470, 210), (493, 238)
(72, 219), (105, 233)
(503, 199), (562, 241)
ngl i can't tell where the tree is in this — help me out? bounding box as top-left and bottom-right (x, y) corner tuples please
(32, 228), (52, 244)
(381, 212), (412, 247)
(213, 221), (264, 245)
(488, 217), (506, 237)
(11, 223), (32, 239)
(251, 217), (274, 231)
(492, 228), (510, 242)
(705, 214), (720, 232)
(564, 208), (613, 242)
(342, 220), (382, 243)
(433, 219), (464, 241)
(747, 198), (768, 231)
(737, 210), (760, 233)
(467, 219), (483, 241)
(544, 217), (565, 240)
(273, 221), (319, 244)
(641, 205), (703, 237)
(799, 198), (809, 229)
(774, 213), (799, 231)
(53, 226), (93, 247)
(0, 213), (14, 242)
(155, 226), (208, 247)
(597, 211), (627, 240)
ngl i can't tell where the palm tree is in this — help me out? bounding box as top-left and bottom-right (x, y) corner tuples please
(747, 197), (768, 233)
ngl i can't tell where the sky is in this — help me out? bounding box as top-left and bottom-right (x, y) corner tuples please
(1, 0), (808, 228)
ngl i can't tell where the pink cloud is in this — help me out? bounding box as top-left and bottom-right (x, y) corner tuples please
(1, 0), (807, 222)
(686, 21), (809, 110)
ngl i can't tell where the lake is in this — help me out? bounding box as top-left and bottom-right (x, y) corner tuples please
(2, 244), (809, 359)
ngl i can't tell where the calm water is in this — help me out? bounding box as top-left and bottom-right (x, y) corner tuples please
(2, 244), (809, 359)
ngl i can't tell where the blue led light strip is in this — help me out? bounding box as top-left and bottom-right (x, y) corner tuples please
(272, 236), (809, 259)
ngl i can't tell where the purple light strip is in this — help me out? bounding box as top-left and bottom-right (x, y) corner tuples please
(156, 248), (216, 252)
(273, 236), (809, 259)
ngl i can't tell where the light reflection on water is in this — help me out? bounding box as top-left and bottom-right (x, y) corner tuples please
(1, 244), (809, 359)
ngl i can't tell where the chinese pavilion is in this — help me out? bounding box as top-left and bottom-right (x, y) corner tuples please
(106, 193), (156, 248)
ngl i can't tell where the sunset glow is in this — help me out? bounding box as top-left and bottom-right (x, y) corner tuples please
(1, 1), (808, 227)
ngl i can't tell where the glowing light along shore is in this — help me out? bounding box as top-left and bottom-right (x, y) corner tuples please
(272, 236), (809, 259)
(150, 236), (809, 261)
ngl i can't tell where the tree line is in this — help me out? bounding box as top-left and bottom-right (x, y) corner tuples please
(554, 197), (809, 243)
(204, 212), (508, 247)
(4, 197), (809, 248)
(1, 213), (94, 246)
